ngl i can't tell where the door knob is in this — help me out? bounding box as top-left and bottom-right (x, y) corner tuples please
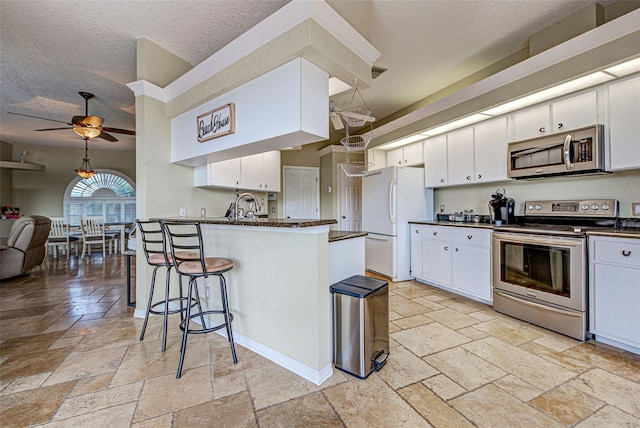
(342, 216), (346, 219)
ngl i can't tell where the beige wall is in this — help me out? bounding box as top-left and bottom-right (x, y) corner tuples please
(435, 170), (640, 218)
(3, 142), (136, 217)
(1, 141), (13, 207)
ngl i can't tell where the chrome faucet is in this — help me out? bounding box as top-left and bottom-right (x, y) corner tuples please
(233, 192), (256, 221)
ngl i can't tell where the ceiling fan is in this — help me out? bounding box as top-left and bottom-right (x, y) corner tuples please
(8, 91), (135, 142)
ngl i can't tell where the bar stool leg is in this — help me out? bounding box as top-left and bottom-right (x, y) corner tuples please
(219, 274), (238, 364)
(191, 280), (207, 328)
(161, 266), (172, 352)
(177, 277), (195, 379)
(139, 265), (160, 342)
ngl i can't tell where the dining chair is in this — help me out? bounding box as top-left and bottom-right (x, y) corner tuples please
(79, 216), (116, 258)
(47, 217), (79, 259)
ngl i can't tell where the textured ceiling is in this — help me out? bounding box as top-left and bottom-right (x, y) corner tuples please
(0, 0), (600, 154)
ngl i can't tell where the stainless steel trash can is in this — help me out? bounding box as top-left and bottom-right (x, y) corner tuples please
(330, 275), (389, 379)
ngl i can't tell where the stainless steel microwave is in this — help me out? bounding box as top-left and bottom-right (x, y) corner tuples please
(507, 125), (605, 179)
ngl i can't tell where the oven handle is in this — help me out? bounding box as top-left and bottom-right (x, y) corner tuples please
(493, 232), (584, 247)
(494, 291), (582, 318)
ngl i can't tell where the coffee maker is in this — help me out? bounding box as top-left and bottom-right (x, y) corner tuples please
(488, 187), (515, 225)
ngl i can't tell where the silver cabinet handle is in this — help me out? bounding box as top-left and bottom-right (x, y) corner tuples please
(539, 127), (545, 133)
(440, 178), (445, 183)
(622, 250), (632, 257)
(444, 246), (449, 251)
(455, 247), (459, 252)
(466, 176), (471, 180)
(467, 235), (472, 239)
(433, 231), (437, 236)
(415, 229), (420, 234)
(558, 123), (563, 129)
(478, 174), (482, 179)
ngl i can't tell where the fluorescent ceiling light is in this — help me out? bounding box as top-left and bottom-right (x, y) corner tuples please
(605, 57), (640, 77)
(329, 77), (351, 96)
(421, 113), (493, 137)
(378, 134), (426, 150)
(482, 71), (614, 117)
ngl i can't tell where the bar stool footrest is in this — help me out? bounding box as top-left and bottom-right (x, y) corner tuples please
(179, 310), (234, 335)
(149, 296), (198, 316)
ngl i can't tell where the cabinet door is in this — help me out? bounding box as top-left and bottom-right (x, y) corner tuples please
(403, 142), (424, 166)
(447, 127), (474, 186)
(423, 134), (448, 187)
(410, 226), (423, 278)
(475, 117), (508, 183)
(208, 158), (241, 188)
(422, 239), (451, 285)
(387, 148), (403, 167)
(607, 75), (640, 171)
(240, 153), (263, 190)
(593, 263), (640, 346)
(452, 244), (491, 302)
(513, 104), (550, 141)
(262, 150), (281, 191)
(551, 90), (598, 133)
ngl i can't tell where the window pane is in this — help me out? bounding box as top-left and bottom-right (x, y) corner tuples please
(124, 203), (136, 223)
(66, 202), (83, 226)
(105, 202), (121, 223)
(86, 203), (103, 217)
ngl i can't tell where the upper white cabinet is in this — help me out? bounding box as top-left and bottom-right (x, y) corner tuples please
(194, 150), (281, 191)
(387, 141), (423, 167)
(423, 116), (509, 188)
(605, 74), (640, 171)
(512, 90), (599, 141)
(423, 134), (448, 187)
(367, 147), (387, 171)
(474, 116), (509, 183)
(446, 128), (475, 186)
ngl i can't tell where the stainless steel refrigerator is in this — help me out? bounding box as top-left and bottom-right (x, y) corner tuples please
(362, 166), (433, 281)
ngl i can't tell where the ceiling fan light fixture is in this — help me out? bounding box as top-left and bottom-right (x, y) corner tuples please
(73, 126), (101, 139)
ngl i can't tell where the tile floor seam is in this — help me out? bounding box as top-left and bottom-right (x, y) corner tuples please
(319, 388), (347, 428)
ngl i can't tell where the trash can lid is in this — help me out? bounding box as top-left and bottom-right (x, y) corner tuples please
(330, 275), (388, 298)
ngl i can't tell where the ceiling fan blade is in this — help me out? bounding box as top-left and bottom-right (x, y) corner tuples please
(101, 126), (136, 135)
(34, 127), (73, 131)
(330, 112), (344, 130)
(98, 131), (118, 142)
(8, 111), (72, 125)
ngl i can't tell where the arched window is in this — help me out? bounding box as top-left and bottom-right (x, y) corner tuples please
(64, 170), (136, 225)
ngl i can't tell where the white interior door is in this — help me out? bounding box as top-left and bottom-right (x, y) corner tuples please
(338, 169), (362, 231)
(283, 166), (319, 219)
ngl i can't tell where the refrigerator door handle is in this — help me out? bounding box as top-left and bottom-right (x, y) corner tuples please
(389, 178), (397, 224)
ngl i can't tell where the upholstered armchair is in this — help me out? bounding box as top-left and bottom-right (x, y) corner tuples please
(0, 215), (51, 280)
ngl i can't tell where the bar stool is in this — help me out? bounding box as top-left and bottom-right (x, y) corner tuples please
(136, 220), (203, 352)
(161, 220), (237, 379)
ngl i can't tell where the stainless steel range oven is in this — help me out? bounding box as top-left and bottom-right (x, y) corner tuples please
(492, 199), (617, 341)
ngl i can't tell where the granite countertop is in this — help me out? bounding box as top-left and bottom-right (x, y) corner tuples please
(155, 217), (337, 228)
(409, 220), (640, 238)
(328, 230), (368, 242)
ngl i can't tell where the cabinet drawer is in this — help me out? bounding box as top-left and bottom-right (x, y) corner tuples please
(592, 238), (640, 267)
(452, 228), (491, 247)
(422, 226), (451, 241)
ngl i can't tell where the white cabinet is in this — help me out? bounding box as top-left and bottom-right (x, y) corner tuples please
(605, 75), (640, 171)
(194, 151), (280, 191)
(387, 141), (423, 167)
(367, 147), (387, 171)
(589, 236), (640, 354)
(446, 127), (475, 186)
(512, 90), (598, 141)
(423, 134), (448, 187)
(474, 116), (509, 183)
(410, 224), (492, 304)
(423, 117), (509, 188)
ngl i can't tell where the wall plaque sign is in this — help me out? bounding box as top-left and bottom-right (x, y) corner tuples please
(197, 103), (235, 142)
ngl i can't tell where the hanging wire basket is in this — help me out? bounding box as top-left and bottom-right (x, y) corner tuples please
(339, 162), (372, 177)
(340, 106), (372, 128)
(340, 131), (373, 151)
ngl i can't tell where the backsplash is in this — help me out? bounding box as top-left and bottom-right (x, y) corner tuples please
(433, 170), (640, 218)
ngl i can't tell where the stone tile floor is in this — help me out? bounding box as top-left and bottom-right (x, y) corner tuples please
(1, 253), (639, 427)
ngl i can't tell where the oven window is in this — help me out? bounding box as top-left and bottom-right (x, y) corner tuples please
(500, 242), (571, 297)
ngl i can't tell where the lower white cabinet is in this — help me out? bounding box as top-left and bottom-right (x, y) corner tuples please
(411, 224), (492, 304)
(589, 236), (640, 354)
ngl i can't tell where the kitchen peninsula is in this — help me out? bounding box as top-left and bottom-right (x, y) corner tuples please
(151, 217), (366, 385)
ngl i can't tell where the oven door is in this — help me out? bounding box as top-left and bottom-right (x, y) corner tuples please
(493, 232), (586, 312)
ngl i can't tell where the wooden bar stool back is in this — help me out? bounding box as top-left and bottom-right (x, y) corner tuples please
(161, 221), (238, 379)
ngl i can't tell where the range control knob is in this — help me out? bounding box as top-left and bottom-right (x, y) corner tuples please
(591, 204), (599, 211)
(535, 204), (542, 210)
(602, 203), (610, 210)
(527, 204), (534, 211)
(581, 204), (589, 211)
